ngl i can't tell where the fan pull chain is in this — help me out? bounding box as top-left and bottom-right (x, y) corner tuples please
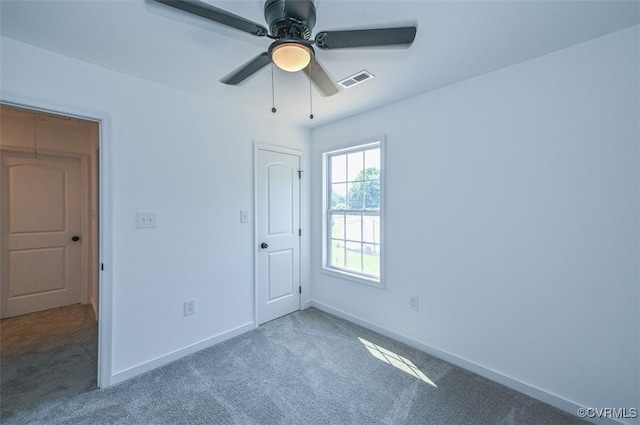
(271, 64), (277, 114)
(309, 76), (314, 120)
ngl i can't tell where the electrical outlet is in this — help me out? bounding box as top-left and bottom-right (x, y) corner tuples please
(184, 299), (196, 316)
(409, 295), (419, 311)
(137, 212), (156, 228)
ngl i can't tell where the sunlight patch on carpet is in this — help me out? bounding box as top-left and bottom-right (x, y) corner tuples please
(358, 337), (437, 387)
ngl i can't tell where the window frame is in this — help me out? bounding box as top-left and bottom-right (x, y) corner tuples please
(321, 137), (385, 287)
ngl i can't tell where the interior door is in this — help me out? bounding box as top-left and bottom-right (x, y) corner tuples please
(1, 151), (83, 318)
(256, 148), (301, 325)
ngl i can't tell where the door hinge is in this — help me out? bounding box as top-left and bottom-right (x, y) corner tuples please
(299, 228), (302, 237)
(299, 286), (302, 294)
(298, 170), (303, 179)
(101, 263), (104, 271)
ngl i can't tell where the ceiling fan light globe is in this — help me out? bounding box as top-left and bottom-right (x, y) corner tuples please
(271, 43), (312, 72)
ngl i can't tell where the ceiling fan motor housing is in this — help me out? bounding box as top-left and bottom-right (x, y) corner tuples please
(264, 0), (317, 40)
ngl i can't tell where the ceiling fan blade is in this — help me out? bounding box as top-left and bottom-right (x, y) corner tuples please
(315, 26), (417, 49)
(303, 59), (339, 97)
(154, 0), (269, 37)
(220, 52), (271, 85)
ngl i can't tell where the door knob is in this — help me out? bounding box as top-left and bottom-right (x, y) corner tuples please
(71, 236), (81, 242)
(260, 242), (268, 249)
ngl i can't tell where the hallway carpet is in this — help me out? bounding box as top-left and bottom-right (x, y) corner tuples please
(1, 307), (589, 425)
(0, 304), (97, 423)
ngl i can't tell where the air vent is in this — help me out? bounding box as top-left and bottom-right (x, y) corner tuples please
(337, 70), (375, 89)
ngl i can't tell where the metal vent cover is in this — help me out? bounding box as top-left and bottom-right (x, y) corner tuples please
(337, 70), (374, 89)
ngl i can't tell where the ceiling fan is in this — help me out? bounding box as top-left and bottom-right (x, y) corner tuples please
(153, 0), (417, 96)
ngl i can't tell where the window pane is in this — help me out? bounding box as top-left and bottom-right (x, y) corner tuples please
(331, 154), (347, 183)
(330, 239), (345, 268)
(346, 182), (364, 210)
(331, 213), (345, 239)
(363, 243), (380, 276)
(347, 151), (364, 182)
(364, 180), (380, 209)
(345, 241), (362, 273)
(345, 213), (362, 242)
(331, 183), (346, 209)
(365, 148), (380, 172)
(363, 215), (380, 244)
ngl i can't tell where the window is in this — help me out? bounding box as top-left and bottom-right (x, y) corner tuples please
(324, 141), (383, 284)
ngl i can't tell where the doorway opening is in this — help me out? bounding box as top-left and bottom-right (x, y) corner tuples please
(0, 104), (101, 419)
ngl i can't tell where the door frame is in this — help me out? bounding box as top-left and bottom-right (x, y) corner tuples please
(1, 95), (113, 388)
(0, 148), (91, 315)
(253, 143), (302, 327)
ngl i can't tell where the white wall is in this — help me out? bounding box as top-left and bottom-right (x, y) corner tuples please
(310, 25), (639, 423)
(1, 37), (310, 380)
(2, 20), (637, 422)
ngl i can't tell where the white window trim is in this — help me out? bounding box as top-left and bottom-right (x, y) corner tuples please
(321, 136), (385, 288)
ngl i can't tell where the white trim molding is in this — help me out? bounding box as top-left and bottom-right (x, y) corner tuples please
(0, 93), (114, 388)
(111, 322), (254, 385)
(321, 136), (386, 287)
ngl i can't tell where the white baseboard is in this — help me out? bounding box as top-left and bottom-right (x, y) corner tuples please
(308, 301), (628, 425)
(111, 322), (254, 386)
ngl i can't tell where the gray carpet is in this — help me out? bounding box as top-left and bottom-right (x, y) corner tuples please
(1, 307), (589, 425)
(0, 304), (98, 422)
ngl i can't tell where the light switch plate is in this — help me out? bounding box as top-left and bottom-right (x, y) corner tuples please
(240, 210), (249, 223)
(137, 212), (156, 228)
(409, 295), (419, 311)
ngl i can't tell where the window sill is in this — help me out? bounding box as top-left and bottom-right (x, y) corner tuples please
(320, 267), (384, 289)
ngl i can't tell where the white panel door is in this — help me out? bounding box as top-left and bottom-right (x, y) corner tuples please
(1, 151), (83, 318)
(256, 148), (300, 324)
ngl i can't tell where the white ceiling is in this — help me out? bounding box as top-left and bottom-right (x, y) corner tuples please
(1, 0), (638, 128)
